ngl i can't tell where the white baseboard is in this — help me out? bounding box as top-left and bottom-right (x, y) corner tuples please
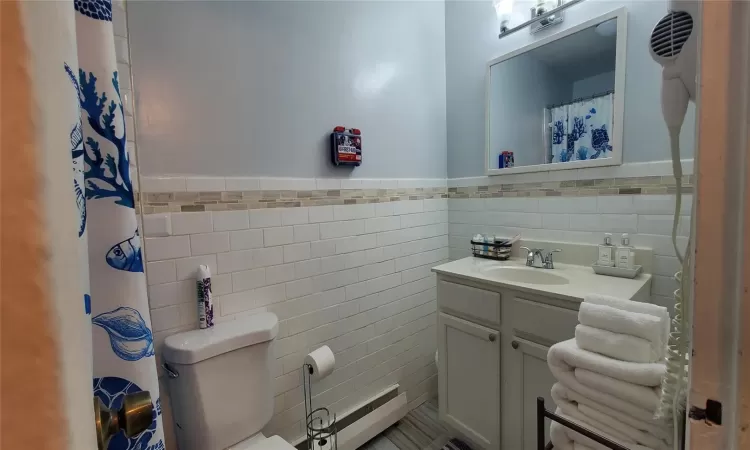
(289, 384), (406, 449)
(336, 392), (408, 450)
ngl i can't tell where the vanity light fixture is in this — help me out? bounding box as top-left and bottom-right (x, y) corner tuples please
(530, 0), (565, 34)
(493, 0), (514, 34)
(497, 0), (586, 39)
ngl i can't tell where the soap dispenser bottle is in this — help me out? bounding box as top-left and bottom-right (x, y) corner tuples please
(616, 233), (635, 269)
(598, 233), (615, 267)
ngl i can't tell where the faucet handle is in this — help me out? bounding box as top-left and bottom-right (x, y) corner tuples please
(543, 249), (562, 268)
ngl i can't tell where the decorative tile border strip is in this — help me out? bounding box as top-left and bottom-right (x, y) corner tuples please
(446, 175), (693, 199)
(136, 187), (448, 214)
(136, 175), (693, 214)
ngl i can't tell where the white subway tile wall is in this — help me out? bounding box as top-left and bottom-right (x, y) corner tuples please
(448, 194), (692, 311)
(142, 213), (172, 237)
(144, 199), (448, 444)
(170, 212), (213, 235)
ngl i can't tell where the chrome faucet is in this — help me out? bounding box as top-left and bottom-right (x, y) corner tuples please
(520, 247), (562, 269)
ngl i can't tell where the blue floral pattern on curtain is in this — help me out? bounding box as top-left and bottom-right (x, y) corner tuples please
(65, 63), (88, 238)
(74, 0), (112, 21)
(92, 307), (155, 361)
(549, 93), (613, 163)
(79, 70), (136, 209)
(550, 105), (568, 163)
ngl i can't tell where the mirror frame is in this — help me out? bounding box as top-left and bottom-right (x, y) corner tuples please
(485, 7), (628, 176)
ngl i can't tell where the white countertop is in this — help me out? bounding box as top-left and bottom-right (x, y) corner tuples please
(432, 257), (652, 303)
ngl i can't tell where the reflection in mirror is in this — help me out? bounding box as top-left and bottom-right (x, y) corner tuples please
(487, 11), (625, 173)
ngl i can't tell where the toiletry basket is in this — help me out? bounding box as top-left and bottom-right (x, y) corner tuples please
(471, 239), (513, 261)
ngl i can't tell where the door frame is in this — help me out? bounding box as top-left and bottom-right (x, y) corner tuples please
(1, 1), (70, 448)
(2, 1), (99, 448)
(690, 0), (749, 449)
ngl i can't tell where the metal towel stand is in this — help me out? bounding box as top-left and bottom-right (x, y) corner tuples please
(537, 397), (630, 450)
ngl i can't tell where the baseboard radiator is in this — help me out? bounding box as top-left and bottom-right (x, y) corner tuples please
(293, 384), (408, 450)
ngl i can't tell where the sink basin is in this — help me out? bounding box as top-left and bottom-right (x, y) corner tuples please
(481, 267), (570, 285)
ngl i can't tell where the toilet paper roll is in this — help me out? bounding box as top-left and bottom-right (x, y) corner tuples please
(304, 345), (335, 380)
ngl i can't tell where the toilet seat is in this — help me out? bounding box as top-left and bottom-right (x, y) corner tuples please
(228, 435), (297, 450)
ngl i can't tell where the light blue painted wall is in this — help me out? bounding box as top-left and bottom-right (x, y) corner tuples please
(445, 0), (696, 178)
(128, 1), (447, 178)
(572, 71), (616, 98)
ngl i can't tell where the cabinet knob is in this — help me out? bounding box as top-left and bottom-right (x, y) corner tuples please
(489, 333), (497, 342)
(511, 340), (519, 349)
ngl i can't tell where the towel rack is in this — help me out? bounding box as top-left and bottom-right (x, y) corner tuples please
(537, 397), (630, 450)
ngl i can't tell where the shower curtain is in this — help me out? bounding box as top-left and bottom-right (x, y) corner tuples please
(62, 1), (165, 449)
(549, 94), (614, 163)
(550, 105), (569, 163)
(568, 95), (613, 161)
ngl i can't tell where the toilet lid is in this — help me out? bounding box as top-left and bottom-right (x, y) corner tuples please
(229, 435), (297, 450)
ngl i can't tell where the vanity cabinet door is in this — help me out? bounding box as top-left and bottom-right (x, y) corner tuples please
(438, 312), (500, 450)
(502, 337), (557, 450)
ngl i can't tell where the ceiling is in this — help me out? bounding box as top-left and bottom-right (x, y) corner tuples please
(520, 19), (618, 82)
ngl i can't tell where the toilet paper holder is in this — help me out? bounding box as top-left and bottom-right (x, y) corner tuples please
(302, 363), (337, 450)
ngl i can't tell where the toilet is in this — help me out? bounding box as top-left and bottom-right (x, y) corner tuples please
(163, 312), (296, 450)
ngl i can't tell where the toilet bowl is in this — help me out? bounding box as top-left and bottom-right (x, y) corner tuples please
(163, 313), (296, 450)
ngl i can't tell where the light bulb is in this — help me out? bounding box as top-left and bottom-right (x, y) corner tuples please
(494, 0), (513, 20)
(494, 0), (514, 32)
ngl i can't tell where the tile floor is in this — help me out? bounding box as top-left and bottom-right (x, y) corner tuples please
(358, 398), (453, 450)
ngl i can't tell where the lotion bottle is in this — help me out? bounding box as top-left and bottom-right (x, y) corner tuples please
(616, 233), (635, 269)
(598, 233), (615, 267)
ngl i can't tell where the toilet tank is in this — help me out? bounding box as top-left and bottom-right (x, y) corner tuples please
(163, 313), (279, 450)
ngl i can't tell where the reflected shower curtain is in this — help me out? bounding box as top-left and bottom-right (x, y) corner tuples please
(61, 1), (164, 449)
(549, 94), (614, 163)
(569, 95), (613, 161)
(550, 105), (569, 163)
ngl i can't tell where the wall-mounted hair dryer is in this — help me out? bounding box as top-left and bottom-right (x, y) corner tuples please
(649, 0), (698, 193)
(648, 1), (699, 442)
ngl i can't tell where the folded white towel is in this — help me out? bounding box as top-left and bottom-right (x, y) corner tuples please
(549, 339), (666, 386)
(563, 384), (671, 443)
(575, 368), (661, 412)
(561, 383), (673, 445)
(584, 294), (670, 350)
(584, 294), (670, 325)
(579, 303), (665, 350)
(575, 324), (661, 363)
(547, 340), (665, 420)
(552, 386), (634, 444)
(550, 415), (654, 450)
(552, 383), (672, 450)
